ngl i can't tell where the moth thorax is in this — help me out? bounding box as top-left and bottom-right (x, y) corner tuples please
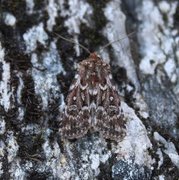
(89, 87), (98, 95)
(90, 102), (96, 124)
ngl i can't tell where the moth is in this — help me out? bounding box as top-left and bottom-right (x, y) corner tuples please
(60, 52), (126, 141)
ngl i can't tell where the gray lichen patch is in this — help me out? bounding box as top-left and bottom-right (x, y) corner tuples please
(0, 43), (11, 111)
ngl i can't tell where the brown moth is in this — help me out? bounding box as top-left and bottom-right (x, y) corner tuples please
(60, 53), (126, 141)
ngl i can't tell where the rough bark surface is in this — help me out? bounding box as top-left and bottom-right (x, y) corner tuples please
(0, 0), (179, 179)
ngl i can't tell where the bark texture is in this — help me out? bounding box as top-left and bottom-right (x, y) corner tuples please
(0, 0), (179, 179)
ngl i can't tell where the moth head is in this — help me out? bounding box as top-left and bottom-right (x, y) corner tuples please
(78, 53), (111, 86)
(89, 52), (100, 60)
(79, 53), (110, 70)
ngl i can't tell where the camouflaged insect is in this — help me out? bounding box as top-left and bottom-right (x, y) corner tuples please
(60, 53), (126, 141)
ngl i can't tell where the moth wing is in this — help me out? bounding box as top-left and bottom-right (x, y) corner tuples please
(95, 79), (126, 141)
(60, 84), (91, 139)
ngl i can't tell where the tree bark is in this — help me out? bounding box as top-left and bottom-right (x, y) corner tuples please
(0, 0), (179, 179)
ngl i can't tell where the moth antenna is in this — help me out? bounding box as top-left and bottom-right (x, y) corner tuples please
(99, 31), (135, 54)
(54, 33), (91, 55)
